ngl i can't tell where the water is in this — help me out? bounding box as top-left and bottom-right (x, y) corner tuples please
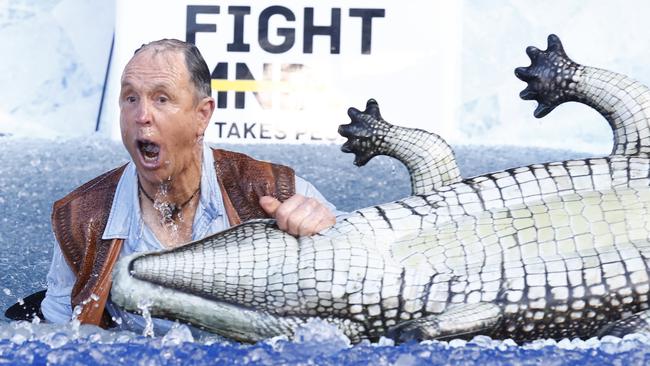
(3, 135), (649, 365)
(2, 320), (650, 365)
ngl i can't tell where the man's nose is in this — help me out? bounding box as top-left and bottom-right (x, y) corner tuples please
(135, 100), (152, 125)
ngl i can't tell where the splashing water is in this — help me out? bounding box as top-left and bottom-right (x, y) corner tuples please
(286, 318), (351, 355)
(152, 183), (173, 223)
(161, 323), (194, 346)
(137, 299), (155, 338)
(69, 304), (84, 338)
(390, 157), (398, 176)
(3, 288), (24, 307)
(148, 182), (187, 244)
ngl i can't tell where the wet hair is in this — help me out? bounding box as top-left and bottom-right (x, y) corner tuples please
(134, 39), (211, 99)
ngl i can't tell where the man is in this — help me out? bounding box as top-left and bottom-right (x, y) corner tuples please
(40, 39), (339, 331)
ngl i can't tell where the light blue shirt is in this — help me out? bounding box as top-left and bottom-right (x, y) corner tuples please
(41, 143), (341, 333)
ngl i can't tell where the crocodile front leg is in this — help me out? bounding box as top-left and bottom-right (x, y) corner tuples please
(339, 99), (462, 195)
(386, 303), (502, 342)
(515, 34), (650, 156)
(597, 309), (650, 338)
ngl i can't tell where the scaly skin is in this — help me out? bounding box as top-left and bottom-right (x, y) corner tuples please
(339, 99), (462, 195)
(112, 35), (650, 343)
(516, 34), (650, 156)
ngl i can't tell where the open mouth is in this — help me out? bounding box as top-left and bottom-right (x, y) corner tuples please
(137, 140), (160, 163)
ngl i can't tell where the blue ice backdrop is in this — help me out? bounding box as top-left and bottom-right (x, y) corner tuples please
(3, 1), (650, 365)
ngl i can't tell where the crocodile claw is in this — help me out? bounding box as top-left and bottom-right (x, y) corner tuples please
(547, 34), (565, 53)
(519, 86), (538, 100)
(515, 34), (582, 119)
(363, 98), (383, 120)
(534, 103), (556, 118)
(525, 46), (542, 62)
(514, 66), (538, 83)
(339, 99), (392, 167)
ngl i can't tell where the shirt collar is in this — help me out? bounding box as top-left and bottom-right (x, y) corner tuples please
(193, 143), (225, 239)
(102, 143), (224, 240)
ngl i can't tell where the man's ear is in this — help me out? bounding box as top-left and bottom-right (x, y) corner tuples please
(196, 96), (215, 131)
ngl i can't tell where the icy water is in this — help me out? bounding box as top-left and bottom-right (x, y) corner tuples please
(2, 136), (649, 365)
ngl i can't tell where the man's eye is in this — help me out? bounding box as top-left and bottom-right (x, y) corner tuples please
(125, 96), (137, 103)
(158, 96), (168, 103)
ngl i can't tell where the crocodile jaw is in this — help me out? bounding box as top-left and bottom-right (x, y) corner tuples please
(111, 253), (292, 342)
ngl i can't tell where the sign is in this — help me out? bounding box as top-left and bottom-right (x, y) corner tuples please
(102, 1), (462, 144)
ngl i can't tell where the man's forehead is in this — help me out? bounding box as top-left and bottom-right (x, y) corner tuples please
(129, 47), (184, 68)
(121, 48), (188, 83)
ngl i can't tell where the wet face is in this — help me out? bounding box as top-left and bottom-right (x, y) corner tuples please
(119, 48), (213, 187)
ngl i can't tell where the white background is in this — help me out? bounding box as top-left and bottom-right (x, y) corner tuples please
(2, 1), (650, 153)
(102, 0), (461, 144)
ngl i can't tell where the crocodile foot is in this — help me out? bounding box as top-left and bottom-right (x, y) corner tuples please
(339, 99), (393, 166)
(515, 34), (582, 118)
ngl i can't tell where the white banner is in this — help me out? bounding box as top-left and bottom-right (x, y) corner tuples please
(102, 1), (462, 144)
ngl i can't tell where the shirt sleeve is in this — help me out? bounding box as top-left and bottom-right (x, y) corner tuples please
(294, 175), (348, 219)
(41, 241), (75, 323)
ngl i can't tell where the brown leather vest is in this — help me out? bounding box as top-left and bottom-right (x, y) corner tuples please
(51, 148), (295, 328)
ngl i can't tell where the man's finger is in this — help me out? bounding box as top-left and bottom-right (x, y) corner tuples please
(295, 202), (336, 236)
(259, 196), (282, 217)
(284, 197), (319, 234)
(268, 195), (306, 231)
(313, 213), (336, 234)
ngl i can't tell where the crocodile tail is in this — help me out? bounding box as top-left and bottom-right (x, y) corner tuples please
(514, 34), (582, 118)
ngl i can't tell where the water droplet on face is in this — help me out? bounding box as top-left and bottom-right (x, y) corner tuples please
(143, 127), (154, 137)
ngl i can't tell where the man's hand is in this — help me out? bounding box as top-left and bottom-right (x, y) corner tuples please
(259, 194), (336, 237)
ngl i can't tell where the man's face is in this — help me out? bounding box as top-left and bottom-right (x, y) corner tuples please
(119, 48), (212, 185)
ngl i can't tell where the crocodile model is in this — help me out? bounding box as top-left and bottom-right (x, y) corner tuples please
(112, 34), (650, 343)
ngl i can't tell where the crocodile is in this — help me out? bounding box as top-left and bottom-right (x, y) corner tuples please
(111, 34), (650, 343)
